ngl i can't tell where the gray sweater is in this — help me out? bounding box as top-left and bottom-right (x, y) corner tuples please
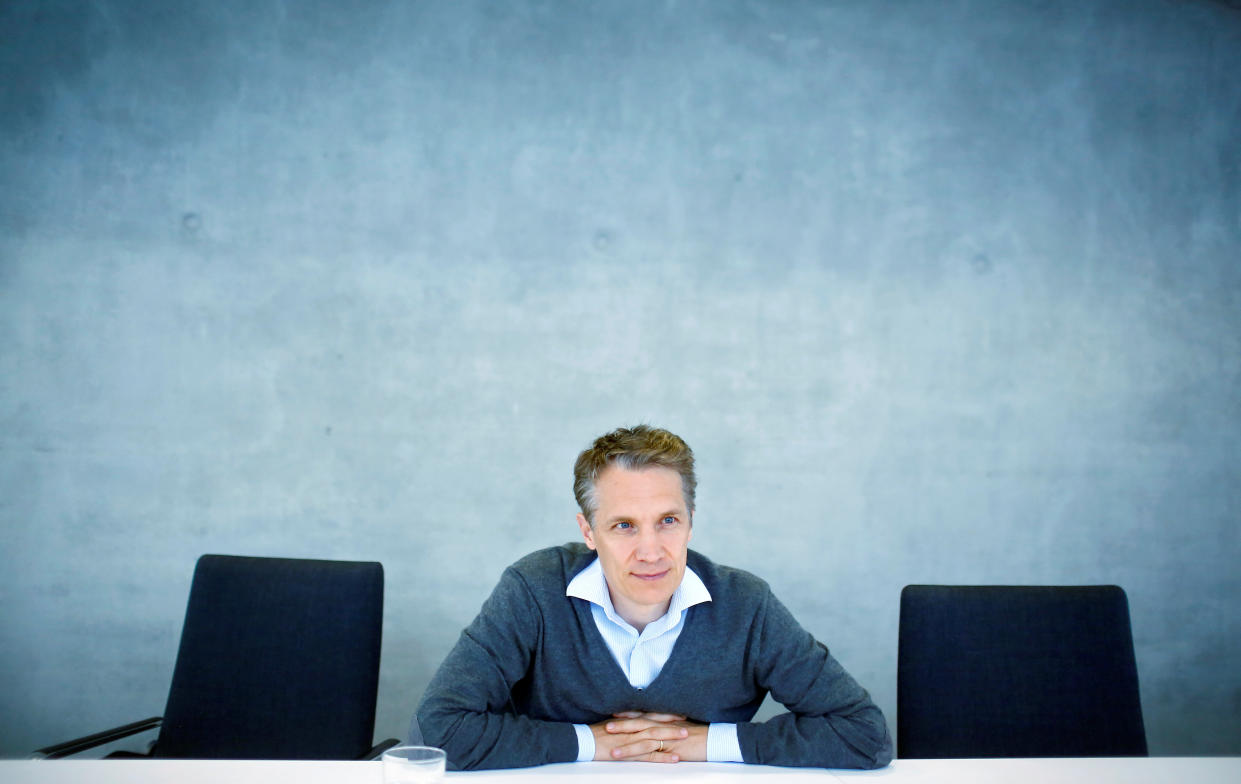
(416, 543), (893, 770)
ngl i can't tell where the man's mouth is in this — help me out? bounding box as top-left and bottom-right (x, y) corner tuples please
(632, 570), (670, 581)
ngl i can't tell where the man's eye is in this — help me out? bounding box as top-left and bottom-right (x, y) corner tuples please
(661, 516), (676, 525)
(615, 522), (632, 530)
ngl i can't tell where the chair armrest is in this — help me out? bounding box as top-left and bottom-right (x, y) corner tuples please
(32, 717), (163, 759)
(362, 738), (401, 760)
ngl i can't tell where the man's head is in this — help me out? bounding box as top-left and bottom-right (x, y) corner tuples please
(573, 425), (697, 629)
(573, 425), (696, 525)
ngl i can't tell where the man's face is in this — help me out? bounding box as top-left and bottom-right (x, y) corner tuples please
(576, 465), (693, 629)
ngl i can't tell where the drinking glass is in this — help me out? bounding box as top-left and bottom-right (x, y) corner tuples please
(382, 745), (446, 784)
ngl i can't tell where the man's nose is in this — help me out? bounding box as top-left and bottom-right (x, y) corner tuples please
(634, 526), (661, 560)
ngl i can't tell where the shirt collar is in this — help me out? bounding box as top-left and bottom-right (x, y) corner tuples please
(567, 555), (711, 631)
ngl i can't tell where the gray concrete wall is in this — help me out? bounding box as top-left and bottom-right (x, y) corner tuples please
(2, 0), (1238, 758)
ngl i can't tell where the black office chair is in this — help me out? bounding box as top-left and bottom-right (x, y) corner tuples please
(897, 584), (1147, 759)
(35, 554), (399, 760)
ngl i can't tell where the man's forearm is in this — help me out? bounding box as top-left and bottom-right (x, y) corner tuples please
(417, 703), (580, 770)
(736, 706), (893, 769)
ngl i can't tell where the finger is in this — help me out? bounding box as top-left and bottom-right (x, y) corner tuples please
(635, 712), (686, 723)
(612, 747), (679, 763)
(611, 737), (681, 762)
(608, 739), (652, 759)
(605, 718), (654, 733)
(646, 736), (683, 763)
(605, 717), (687, 734)
(651, 727), (690, 742)
(611, 711), (685, 722)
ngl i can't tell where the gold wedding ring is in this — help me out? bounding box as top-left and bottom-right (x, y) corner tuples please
(658, 740), (664, 752)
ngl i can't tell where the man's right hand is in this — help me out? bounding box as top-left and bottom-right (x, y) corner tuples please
(590, 712), (703, 763)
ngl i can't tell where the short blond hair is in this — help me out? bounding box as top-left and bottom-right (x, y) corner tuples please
(573, 425), (696, 525)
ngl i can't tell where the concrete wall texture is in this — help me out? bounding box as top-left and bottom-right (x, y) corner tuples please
(2, 0), (1239, 759)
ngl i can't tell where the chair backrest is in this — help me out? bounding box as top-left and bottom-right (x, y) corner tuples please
(155, 555), (385, 759)
(897, 584), (1146, 759)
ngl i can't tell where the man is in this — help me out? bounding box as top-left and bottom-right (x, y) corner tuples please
(415, 425), (892, 770)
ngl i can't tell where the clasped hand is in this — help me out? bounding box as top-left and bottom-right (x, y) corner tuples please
(590, 711), (708, 763)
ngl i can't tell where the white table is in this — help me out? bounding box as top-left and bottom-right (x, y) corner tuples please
(3, 757), (1239, 784)
(831, 757), (1241, 783)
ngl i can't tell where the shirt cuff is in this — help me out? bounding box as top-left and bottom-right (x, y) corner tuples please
(706, 723), (744, 762)
(574, 723), (596, 762)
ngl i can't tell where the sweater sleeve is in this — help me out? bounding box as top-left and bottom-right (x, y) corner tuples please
(735, 589), (893, 769)
(415, 567), (580, 770)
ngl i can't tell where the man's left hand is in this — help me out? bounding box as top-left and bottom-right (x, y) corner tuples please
(602, 711), (708, 762)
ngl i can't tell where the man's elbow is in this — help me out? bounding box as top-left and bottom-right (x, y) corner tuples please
(857, 719), (894, 769)
(413, 709), (444, 749)
(413, 703), (470, 768)
(832, 710), (893, 769)
(867, 733), (894, 769)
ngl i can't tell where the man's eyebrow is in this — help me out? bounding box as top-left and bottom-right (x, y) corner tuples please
(600, 509), (683, 524)
(648, 509), (687, 521)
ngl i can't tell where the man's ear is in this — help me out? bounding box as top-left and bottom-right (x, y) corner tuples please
(576, 513), (597, 550)
(687, 511), (694, 542)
